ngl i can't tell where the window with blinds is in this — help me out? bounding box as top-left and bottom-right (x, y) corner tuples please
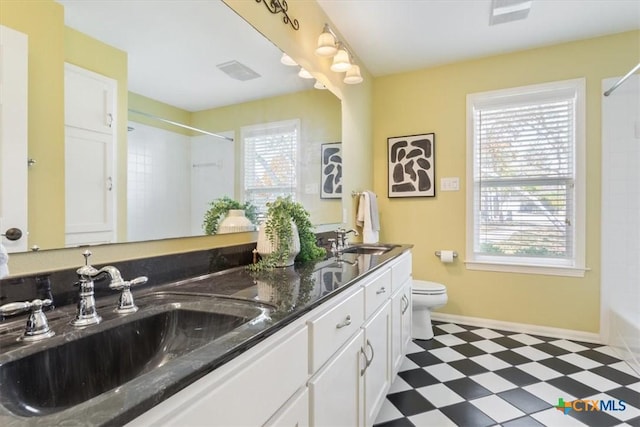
(466, 79), (586, 276)
(242, 119), (299, 219)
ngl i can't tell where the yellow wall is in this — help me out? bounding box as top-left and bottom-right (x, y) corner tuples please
(130, 89), (342, 224)
(1, 0), (65, 250)
(373, 31), (640, 333)
(192, 89), (342, 224)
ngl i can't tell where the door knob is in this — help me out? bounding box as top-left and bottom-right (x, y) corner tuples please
(2, 228), (23, 241)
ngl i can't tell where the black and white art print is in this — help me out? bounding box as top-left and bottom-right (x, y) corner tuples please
(388, 133), (435, 198)
(321, 142), (342, 199)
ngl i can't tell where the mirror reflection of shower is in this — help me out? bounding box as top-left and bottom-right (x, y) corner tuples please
(126, 122), (234, 242)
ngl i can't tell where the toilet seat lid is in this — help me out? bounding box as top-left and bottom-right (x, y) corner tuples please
(413, 280), (446, 295)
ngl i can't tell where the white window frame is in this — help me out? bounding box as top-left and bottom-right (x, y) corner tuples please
(240, 119), (300, 217)
(466, 79), (587, 277)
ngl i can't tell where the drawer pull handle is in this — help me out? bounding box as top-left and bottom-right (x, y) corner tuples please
(360, 346), (367, 376)
(336, 315), (351, 329)
(376, 287), (386, 295)
(401, 294), (410, 314)
(360, 339), (375, 376)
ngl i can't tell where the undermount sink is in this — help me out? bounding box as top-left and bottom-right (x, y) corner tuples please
(341, 244), (399, 256)
(0, 294), (267, 417)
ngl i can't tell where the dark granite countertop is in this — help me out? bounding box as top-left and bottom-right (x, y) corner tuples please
(0, 244), (411, 426)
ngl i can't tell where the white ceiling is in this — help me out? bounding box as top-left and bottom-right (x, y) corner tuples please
(57, 1), (639, 112)
(317, 0), (640, 77)
(57, 0), (313, 112)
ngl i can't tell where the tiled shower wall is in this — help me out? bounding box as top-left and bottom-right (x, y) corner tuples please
(601, 75), (640, 375)
(127, 122), (234, 241)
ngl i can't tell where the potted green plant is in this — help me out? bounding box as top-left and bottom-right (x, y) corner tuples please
(202, 196), (258, 235)
(249, 196), (326, 271)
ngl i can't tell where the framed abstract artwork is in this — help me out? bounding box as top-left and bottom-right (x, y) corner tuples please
(388, 133), (435, 198)
(321, 142), (342, 199)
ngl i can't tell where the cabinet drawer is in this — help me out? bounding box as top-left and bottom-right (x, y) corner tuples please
(364, 268), (391, 319)
(391, 251), (412, 292)
(308, 287), (364, 373)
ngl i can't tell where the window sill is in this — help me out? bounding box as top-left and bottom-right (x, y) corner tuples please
(465, 260), (589, 277)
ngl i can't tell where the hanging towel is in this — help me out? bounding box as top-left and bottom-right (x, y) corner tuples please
(356, 191), (380, 243)
(0, 243), (9, 279)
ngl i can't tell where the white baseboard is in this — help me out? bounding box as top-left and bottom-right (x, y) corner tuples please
(431, 312), (602, 344)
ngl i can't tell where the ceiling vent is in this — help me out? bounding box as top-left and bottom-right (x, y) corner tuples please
(216, 60), (261, 81)
(490, 0), (532, 25)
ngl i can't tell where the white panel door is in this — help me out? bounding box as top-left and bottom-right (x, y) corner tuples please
(65, 127), (113, 245)
(64, 63), (116, 246)
(0, 25), (28, 253)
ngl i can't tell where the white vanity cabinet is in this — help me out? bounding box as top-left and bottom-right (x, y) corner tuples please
(128, 249), (413, 427)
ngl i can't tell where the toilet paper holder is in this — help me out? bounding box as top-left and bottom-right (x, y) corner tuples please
(434, 251), (458, 259)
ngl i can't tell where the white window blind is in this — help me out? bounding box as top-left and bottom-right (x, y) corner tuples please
(242, 120), (299, 218)
(467, 79), (586, 275)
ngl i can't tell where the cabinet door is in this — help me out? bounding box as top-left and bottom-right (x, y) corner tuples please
(401, 282), (412, 360)
(264, 387), (309, 427)
(391, 286), (404, 376)
(308, 329), (365, 427)
(363, 301), (391, 427)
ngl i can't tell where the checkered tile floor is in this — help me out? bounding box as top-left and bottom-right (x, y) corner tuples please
(374, 321), (640, 427)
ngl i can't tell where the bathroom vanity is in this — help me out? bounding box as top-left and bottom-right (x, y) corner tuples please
(0, 244), (412, 426)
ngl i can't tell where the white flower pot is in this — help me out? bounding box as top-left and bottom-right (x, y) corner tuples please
(218, 209), (255, 234)
(256, 220), (301, 267)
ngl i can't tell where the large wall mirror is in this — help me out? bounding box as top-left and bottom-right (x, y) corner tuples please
(17, 1), (342, 253)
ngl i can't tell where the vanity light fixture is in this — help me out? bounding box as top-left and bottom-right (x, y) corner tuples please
(343, 64), (363, 85)
(314, 80), (327, 90)
(298, 67), (314, 79)
(315, 24), (338, 57)
(315, 23), (363, 84)
(330, 43), (352, 73)
(280, 52), (298, 66)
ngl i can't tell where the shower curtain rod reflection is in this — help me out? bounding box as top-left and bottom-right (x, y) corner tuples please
(604, 62), (640, 97)
(128, 109), (234, 142)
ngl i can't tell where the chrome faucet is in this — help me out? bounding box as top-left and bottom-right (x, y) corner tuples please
(71, 250), (148, 327)
(335, 227), (359, 252)
(329, 228), (360, 262)
(71, 250), (102, 327)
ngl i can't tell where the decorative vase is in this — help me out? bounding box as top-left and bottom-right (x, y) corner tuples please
(218, 209), (255, 234)
(256, 220), (301, 267)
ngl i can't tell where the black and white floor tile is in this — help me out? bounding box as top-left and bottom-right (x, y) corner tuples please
(374, 321), (640, 427)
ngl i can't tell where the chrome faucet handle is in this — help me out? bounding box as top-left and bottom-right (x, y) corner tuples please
(0, 299), (55, 342)
(71, 250), (102, 327)
(111, 276), (147, 314)
(76, 250), (99, 278)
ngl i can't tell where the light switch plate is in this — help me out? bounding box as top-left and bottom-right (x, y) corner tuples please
(440, 177), (460, 191)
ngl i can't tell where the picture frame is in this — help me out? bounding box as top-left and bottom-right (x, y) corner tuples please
(388, 133), (435, 198)
(320, 142), (342, 199)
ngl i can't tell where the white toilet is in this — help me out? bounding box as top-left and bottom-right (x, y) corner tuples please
(412, 280), (448, 340)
